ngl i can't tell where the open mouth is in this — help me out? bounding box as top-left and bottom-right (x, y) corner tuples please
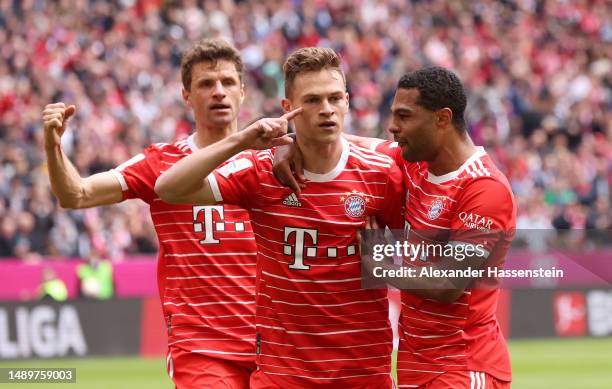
(210, 103), (231, 112)
(318, 121), (336, 129)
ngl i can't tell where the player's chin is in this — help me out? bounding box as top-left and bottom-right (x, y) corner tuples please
(207, 114), (234, 126)
(402, 149), (420, 162)
(316, 129), (342, 143)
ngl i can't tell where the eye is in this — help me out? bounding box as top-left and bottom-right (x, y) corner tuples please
(330, 95), (342, 102)
(222, 78), (237, 86)
(395, 112), (410, 120)
(305, 97), (319, 104)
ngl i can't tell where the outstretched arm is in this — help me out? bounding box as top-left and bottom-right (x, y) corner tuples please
(43, 103), (123, 209)
(155, 108), (302, 205)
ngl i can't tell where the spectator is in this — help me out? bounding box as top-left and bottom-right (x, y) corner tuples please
(0, 0), (610, 259)
(38, 267), (68, 301)
(77, 250), (114, 300)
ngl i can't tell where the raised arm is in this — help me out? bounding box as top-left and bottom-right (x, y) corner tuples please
(155, 108), (302, 205)
(43, 103), (123, 209)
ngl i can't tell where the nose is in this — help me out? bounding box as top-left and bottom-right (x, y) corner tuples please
(388, 122), (400, 135)
(320, 99), (334, 116)
(212, 81), (226, 98)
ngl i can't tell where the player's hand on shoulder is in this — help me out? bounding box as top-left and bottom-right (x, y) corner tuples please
(273, 141), (306, 193)
(239, 107), (303, 150)
(42, 102), (76, 147)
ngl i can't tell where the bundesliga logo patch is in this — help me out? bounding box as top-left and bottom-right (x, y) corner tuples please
(344, 194), (366, 218)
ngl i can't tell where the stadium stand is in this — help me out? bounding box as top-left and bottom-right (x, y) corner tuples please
(0, 0), (610, 261)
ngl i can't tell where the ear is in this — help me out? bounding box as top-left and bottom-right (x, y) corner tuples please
(344, 92), (350, 112)
(181, 88), (191, 108)
(436, 107), (453, 129)
(239, 83), (245, 105)
(281, 98), (292, 114)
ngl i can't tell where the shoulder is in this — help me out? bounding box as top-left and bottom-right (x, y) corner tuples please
(138, 141), (189, 160)
(346, 140), (396, 171)
(373, 140), (401, 155)
(172, 137), (193, 154)
(461, 155), (512, 196)
(216, 150), (262, 179)
(456, 155), (516, 214)
(253, 149), (274, 164)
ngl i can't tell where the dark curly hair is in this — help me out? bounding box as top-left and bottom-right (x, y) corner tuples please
(397, 67), (467, 132)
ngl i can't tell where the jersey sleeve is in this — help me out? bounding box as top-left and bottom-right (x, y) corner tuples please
(109, 145), (162, 203)
(207, 150), (262, 209)
(374, 140), (403, 166)
(449, 178), (516, 257)
(375, 162), (406, 230)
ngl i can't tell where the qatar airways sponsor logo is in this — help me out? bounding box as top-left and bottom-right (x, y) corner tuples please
(458, 211), (494, 231)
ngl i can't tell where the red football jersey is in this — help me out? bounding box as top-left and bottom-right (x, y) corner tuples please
(208, 138), (405, 387)
(375, 141), (516, 386)
(110, 134), (257, 361)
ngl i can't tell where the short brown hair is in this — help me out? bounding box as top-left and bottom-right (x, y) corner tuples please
(180, 38), (244, 91)
(283, 47), (345, 98)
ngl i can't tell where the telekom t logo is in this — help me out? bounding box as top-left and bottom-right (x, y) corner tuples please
(283, 227), (318, 270)
(193, 205), (246, 244)
(193, 206), (224, 244)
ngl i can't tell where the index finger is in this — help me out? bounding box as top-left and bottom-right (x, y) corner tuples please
(45, 102), (66, 110)
(281, 107), (303, 121)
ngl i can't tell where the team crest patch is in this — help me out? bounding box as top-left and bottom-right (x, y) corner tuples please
(427, 199), (445, 220)
(344, 194), (366, 218)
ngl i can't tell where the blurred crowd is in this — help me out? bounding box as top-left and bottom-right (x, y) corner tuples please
(0, 0), (610, 260)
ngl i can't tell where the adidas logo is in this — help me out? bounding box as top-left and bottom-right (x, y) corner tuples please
(282, 193), (302, 207)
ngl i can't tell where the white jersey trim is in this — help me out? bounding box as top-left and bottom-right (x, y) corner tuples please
(108, 169), (128, 191)
(426, 147), (486, 184)
(186, 133), (199, 153)
(303, 137), (349, 182)
(363, 137), (386, 151)
(207, 174), (223, 202)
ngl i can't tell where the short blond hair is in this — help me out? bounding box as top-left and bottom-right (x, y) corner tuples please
(283, 47), (345, 98)
(180, 38), (244, 91)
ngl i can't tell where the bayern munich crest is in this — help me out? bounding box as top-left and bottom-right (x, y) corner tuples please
(427, 198), (445, 220)
(344, 194), (366, 218)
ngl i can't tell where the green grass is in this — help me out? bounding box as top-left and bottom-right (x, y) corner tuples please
(0, 357), (170, 389)
(0, 338), (610, 388)
(509, 338), (612, 389)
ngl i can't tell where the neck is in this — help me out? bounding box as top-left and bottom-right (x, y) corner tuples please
(298, 136), (344, 174)
(192, 121), (238, 149)
(428, 131), (477, 176)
